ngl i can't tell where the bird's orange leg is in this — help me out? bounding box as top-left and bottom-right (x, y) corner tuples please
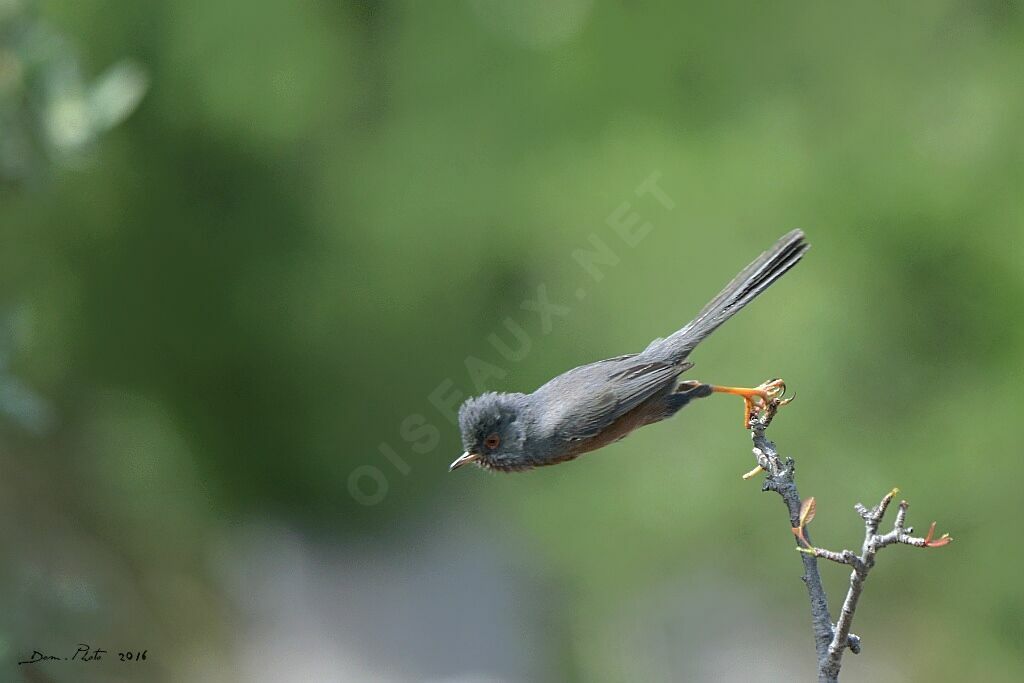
(709, 378), (790, 428)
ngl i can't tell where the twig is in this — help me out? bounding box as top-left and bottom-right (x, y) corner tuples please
(744, 383), (950, 682)
(748, 408), (839, 677)
(806, 489), (951, 679)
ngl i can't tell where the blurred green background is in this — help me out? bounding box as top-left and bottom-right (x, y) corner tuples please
(2, 1), (1022, 681)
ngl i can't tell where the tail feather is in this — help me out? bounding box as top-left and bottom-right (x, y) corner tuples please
(659, 230), (809, 360)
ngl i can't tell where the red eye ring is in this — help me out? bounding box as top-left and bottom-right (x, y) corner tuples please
(484, 433), (501, 450)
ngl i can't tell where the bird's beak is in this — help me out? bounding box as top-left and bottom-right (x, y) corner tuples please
(449, 451), (480, 471)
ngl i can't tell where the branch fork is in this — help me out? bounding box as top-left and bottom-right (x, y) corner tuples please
(742, 381), (951, 682)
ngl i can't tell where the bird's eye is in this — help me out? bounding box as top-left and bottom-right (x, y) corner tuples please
(484, 433), (501, 450)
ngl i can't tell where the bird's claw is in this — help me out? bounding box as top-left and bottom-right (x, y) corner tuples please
(743, 378), (794, 428)
(707, 378), (793, 429)
(745, 377), (785, 408)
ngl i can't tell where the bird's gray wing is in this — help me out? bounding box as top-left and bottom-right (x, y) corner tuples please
(538, 358), (692, 442)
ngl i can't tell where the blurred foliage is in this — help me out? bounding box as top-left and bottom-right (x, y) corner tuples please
(0, 0), (147, 183)
(2, 1), (1023, 681)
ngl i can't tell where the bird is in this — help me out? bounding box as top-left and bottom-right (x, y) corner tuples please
(450, 230), (809, 473)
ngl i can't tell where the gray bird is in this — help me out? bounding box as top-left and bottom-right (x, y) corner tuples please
(450, 230), (809, 473)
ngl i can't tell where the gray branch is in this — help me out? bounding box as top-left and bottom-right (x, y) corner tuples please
(744, 385), (950, 682)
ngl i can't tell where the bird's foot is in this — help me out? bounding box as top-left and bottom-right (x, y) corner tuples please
(709, 378), (792, 428)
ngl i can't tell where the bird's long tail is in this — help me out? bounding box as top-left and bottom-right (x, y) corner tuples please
(658, 229), (809, 360)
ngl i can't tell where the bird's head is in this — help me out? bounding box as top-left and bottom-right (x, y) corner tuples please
(452, 392), (531, 472)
